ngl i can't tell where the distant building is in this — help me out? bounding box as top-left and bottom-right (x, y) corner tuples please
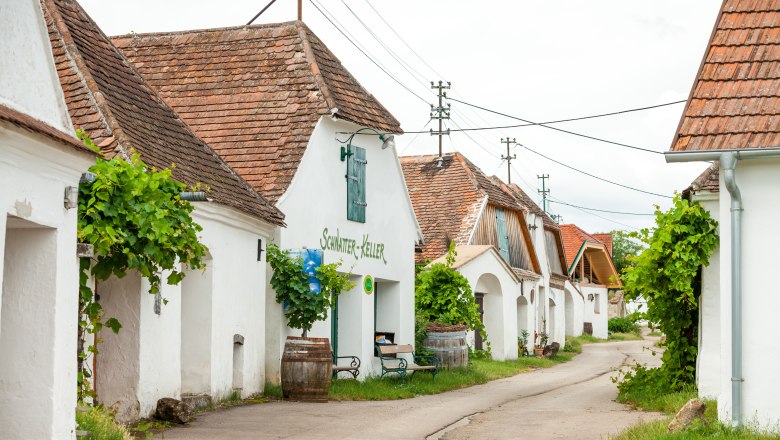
(0, 0), (96, 437)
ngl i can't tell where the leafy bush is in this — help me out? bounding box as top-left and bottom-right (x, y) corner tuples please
(76, 406), (131, 440)
(267, 245), (354, 337)
(609, 316), (640, 334)
(415, 243), (485, 336)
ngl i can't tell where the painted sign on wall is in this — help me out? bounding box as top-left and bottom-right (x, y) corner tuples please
(320, 227), (387, 264)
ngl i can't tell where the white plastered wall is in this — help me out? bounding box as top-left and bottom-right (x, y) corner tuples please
(564, 280), (585, 337)
(580, 285), (609, 339)
(692, 191), (720, 400)
(0, 126), (92, 439)
(267, 116), (418, 380)
(716, 159), (780, 429)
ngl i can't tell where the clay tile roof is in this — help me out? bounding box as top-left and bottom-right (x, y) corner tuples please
(111, 21), (402, 202)
(560, 224), (605, 269)
(686, 162), (721, 196)
(592, 233), (613, 255)
(671, 0), (780, 152)
(400, 152), (527, 262)
(42, 0), (284, 226)
(0, 103), (93, 155)
(491, 179), (559, 230)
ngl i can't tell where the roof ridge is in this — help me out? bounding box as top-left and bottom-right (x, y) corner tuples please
(111, 20), (301, 41)
(295, 22), (338, 114)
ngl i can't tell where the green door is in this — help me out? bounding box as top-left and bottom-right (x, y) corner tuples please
(495, 208), (510, 261)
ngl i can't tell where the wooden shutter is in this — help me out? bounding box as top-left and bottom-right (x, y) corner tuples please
(347, 146), (366, 222)
(495, 208), (510, 261)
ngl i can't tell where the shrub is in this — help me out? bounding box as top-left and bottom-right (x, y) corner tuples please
(609, 316), (640, 334)
(76, 406), (131, 440)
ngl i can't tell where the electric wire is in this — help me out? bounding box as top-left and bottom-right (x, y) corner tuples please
(247, 0), (278, 25)
(448, 97), (665, 155)
(399, 119), (433, 155)
(307, 0), (430, 105)
(525, 146), (672, 199)
(547, 200), (654, 216)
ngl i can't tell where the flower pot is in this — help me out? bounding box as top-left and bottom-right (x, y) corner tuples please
(281, 336), (332, 402)
(533, 347), (544, 357)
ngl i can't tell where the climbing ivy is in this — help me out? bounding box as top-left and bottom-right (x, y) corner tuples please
(266, 244), (355, 338)
(415, 243), (487, 345)
(621, 195), (718, 390)
(76, 132), (208, 401)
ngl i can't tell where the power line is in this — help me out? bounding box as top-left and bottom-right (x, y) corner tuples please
(307, 0), (430, 105)
(548, 200), (654, 216)
(399, 118), (433, 155)
(404, 100), (686, 134)
(246, 0), (278, 25)
(525, 146), (672, 199)
(448, 117), (501, 159)
(448, 97), (665, 155)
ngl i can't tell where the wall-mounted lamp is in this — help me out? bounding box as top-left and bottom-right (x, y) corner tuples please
(180, 191), (212, 202)
(257, 238), (264, 262)
(339, 128), (396, 161)
(64, 186), (78, 209)
(588, 293), (595, 302)
(80, 172), (96, 184)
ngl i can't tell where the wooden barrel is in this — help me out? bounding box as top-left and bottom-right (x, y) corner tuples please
(281, 336), (332, 402)
(423, 330), (468, 369)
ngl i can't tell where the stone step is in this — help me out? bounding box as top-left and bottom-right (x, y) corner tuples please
(181, 393), (212, 410)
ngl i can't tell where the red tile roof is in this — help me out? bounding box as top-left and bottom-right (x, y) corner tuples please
(43, 0), (284, 226)
(671, 0), (780, 152)
(111, 22), (402, 202)
(592, 233), (613, 256)
(560, 224), (606, 269)
(0, 103), (93, 155)
(686, 162), (721, 196)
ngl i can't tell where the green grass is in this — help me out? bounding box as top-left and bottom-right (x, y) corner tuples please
(564, 332), (643, 353)
(609, 332), (645, 341)
(264, 354), (573, 401)
(75, 406), (132, 440)
(614, 386), (780, 439)
(649, 331), (663, 337)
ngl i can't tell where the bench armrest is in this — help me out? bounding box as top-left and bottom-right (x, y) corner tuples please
(333, 355), (360, 369)
(378, 355), (407, 370)
(413, 353), (440, 368)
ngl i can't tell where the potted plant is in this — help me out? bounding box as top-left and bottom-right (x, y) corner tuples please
(267, 244), (354, 402)
(518, 330), (530, 357)
(416, 243), (487, 368)
(533, 318), (549, 357)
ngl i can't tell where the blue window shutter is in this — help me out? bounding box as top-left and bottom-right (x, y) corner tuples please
(495, 208), (510, 261)
(347, 146), (366, 222)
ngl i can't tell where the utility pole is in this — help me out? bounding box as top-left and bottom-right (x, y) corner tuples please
(538, 174), (550, 213)
(430, 81), (451, 166)
(500, 137), (517, 184)
(298, 0), (302, 20)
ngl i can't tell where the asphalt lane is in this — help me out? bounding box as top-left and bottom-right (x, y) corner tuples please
(157, 338), (662, 440)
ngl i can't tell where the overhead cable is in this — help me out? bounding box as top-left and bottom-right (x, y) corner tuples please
(525, 146), (672, 199)
(548, 200), (654, 216)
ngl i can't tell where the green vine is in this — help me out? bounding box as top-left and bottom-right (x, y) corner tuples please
(76, 132), (208, 401)
(621, 195), (718, 390)
(415, 243), (488, 349)
(266, 244), (355, 337)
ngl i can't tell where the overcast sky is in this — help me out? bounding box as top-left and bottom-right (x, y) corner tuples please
(79, 0), (722, 234)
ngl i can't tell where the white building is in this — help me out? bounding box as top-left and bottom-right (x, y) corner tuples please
(496, 180), (573, 346)
(114, 21), (420, 379)
(402, 153), (543, 360)
(666, 0), (780, 428)
(43, 0), (285, 422)
(0, 0), (96, 437)
(560, 224), (621, 339)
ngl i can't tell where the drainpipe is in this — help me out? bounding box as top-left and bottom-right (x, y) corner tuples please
(721, 152), (743, 427)
(666, 147), (780, 426)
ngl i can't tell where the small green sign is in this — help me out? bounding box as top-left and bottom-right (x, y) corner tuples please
(363, 275), (374, 295)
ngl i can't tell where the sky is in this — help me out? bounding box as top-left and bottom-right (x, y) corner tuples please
(79, 0), (723, 234)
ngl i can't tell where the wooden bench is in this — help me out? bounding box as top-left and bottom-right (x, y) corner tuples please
(376, 344), (439, 382)
(332, 354), (360, 379)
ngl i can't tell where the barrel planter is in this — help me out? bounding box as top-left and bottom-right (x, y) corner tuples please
(423, 324), (468, 369)
(281, 336), (332, 402)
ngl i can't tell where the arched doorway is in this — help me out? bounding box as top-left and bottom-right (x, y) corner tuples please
(565, 289), (575, 336)
(548, 297), (556, 342)
(475, 273), (504, 358)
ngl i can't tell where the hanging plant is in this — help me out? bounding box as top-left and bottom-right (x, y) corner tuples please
(266, 244), (355, 337)
(76, 131), (208, 401)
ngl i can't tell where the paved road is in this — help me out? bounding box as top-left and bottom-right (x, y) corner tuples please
(157, 339), (661, 440)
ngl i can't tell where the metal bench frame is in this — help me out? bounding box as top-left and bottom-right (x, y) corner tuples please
(332, 354), (360, 379)
(376, 344), (439, 382)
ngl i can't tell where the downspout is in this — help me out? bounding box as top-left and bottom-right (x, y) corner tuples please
(720, 152), (743, 426)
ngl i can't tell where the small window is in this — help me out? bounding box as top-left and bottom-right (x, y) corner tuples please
(594, 294), (601, 314)
(347, 146), (366, 222)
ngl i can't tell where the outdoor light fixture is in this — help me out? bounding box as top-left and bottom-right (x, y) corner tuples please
(339, 128), (396, 161)
(64, 185), (78, 209)
(179, 191), (211, 202)
(257, 238), (264, 261)
(80, 172), (97, 184)
(588, 293), (595, 302)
